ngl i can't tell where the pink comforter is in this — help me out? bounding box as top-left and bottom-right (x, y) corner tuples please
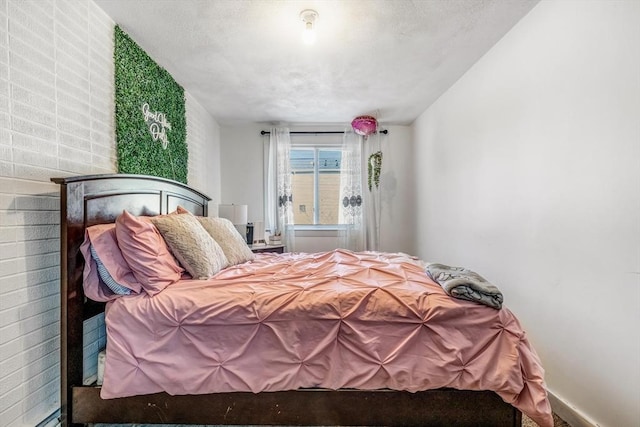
(101, 249), (553, 427)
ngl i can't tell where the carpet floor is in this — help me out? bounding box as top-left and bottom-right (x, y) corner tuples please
(523, 413), (572, 427)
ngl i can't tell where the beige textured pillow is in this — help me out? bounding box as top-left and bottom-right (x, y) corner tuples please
(150, 214), (229, 279)
(197, 217), (255, 266)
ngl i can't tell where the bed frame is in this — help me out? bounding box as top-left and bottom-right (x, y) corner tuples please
(52, 174), (522, 427)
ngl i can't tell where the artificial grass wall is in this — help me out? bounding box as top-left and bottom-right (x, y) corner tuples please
(114, 25), (188, 183)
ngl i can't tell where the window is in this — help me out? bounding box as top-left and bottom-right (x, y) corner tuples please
(290, 147), (342, 226)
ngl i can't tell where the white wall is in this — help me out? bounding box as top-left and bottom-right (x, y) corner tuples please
(186, 92), (221, 206)
(220, 124), (415, 254)
(0, 1), (221, 425)
(411, 1), (639, 426)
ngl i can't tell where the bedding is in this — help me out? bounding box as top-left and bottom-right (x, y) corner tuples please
(425, 263), (504, 309)
(115, 210), (184, 294)
(95, 249), (553, 427)
(150, 213), (229, 279)
(196, 216), (256, 266)
(176, 205), (255, 266)
(83, 223), (142, 295)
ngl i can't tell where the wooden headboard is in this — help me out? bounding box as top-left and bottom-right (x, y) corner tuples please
(51, 174), (210, 426)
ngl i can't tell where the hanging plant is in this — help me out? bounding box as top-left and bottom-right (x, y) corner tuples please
(368, 151), (383, 191)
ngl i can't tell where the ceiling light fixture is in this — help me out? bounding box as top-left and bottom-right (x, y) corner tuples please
(300, 9), (318, 45)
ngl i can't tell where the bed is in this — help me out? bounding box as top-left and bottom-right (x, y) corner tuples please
(52, 173), (553, 427)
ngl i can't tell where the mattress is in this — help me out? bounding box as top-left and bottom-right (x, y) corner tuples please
(99, 249), (553, 427)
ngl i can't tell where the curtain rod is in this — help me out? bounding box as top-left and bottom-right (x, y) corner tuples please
(260, 130), (388, 136)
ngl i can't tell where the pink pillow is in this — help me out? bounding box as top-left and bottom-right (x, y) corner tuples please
(80, 228), (126, 302)
(115, 210), (184, 295)
(86, 224), (143, 294)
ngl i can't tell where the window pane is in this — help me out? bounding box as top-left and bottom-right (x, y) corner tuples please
(291, 149), (314, 225)
(318, 150), (341, 225)
(290, 148), (342, 226)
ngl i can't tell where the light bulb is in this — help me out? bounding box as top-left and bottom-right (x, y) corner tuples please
(300, 9), (318, 45)
(302, 22), (316, 45)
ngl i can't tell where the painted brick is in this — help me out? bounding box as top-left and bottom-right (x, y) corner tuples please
(13, 164), (60, 183)
(0, 242), (16, 260)
(57, 90), (90, 112)
(13, 148), (58, 169)
(0, 307), (58, 344)
(23, 357), (58, 395)
(90, 140), (114, 157)
(11, 133), (55, 157)
(56, 58), (90, 86)
(0, 225), (16, 243)
(0, 111), (10, 130)
(12, 84), (57, 112)
(0, 382), (22, 414)
(14, 195), (60, 211)
(0, 364), (21, 396)
(8, 42), (55, 80)
(0, 336), (58, 378)
(56, 25), (89, 62)
(0, 405), (21, 427)
(0, 145), (10, 161)
(57, 104), (90, 129)
(13, 239), (59, 257)
(0, 284), (59, 315)
(11, 101), (57, 129)
(14, 210), (58, 226)
(12, 116), (57, 141)
(0, 127), (10, 145)
(7, 20), (54, 61)
(59, 145), (91, 168)
(56, 117), (91, 140)
(7, 68), (56, 101)
(0, 256), (17, 275)
(58, 158), (93, 175)
(0, 159), (12, 176)
(0, 178), (57, 195)
(23, 380), (59, 421)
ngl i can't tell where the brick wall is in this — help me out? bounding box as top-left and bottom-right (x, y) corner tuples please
(0, 1), (220, 425)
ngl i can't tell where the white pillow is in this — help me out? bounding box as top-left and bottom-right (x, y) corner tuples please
(197, 217), (255, 266)
(151, 214), (229, 279)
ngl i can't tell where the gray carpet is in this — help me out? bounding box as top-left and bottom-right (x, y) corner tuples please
(523, 413), (572, 427)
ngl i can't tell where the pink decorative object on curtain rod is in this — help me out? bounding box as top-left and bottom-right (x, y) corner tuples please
(351, 115), (378, 137)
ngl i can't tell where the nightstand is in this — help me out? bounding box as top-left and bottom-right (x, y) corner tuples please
(249, 244), (285, 254)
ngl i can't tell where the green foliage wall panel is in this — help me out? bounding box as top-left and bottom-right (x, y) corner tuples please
(115, 26), (188, 183)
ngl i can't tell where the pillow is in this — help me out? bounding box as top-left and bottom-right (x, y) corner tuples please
(150, 213), (229, 279)
(176, 205), (191, 214)
(90, 245), (132, 295)
(197, 217), (255, 266)
(85, 223), (142, 294)
(115, 210), (184, 295)
(80, 230), (127, 302)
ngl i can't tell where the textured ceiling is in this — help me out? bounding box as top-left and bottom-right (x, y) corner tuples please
(94, 0), (538, 126)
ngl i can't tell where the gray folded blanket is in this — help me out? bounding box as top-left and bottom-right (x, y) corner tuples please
(425, 263), (504, 310)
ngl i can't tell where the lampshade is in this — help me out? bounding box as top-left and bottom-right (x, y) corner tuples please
(218, 204), (248, 225)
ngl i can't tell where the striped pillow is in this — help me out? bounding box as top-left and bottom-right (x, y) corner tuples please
(90, 244), (132, 295)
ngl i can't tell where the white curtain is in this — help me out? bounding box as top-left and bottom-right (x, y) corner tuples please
(265, 127), (295, 251)
(364, 131), (382, 251)
(338, 128), (365, 251)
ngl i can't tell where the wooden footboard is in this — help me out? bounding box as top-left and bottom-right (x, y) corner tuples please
(72, 386), (521, 426)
